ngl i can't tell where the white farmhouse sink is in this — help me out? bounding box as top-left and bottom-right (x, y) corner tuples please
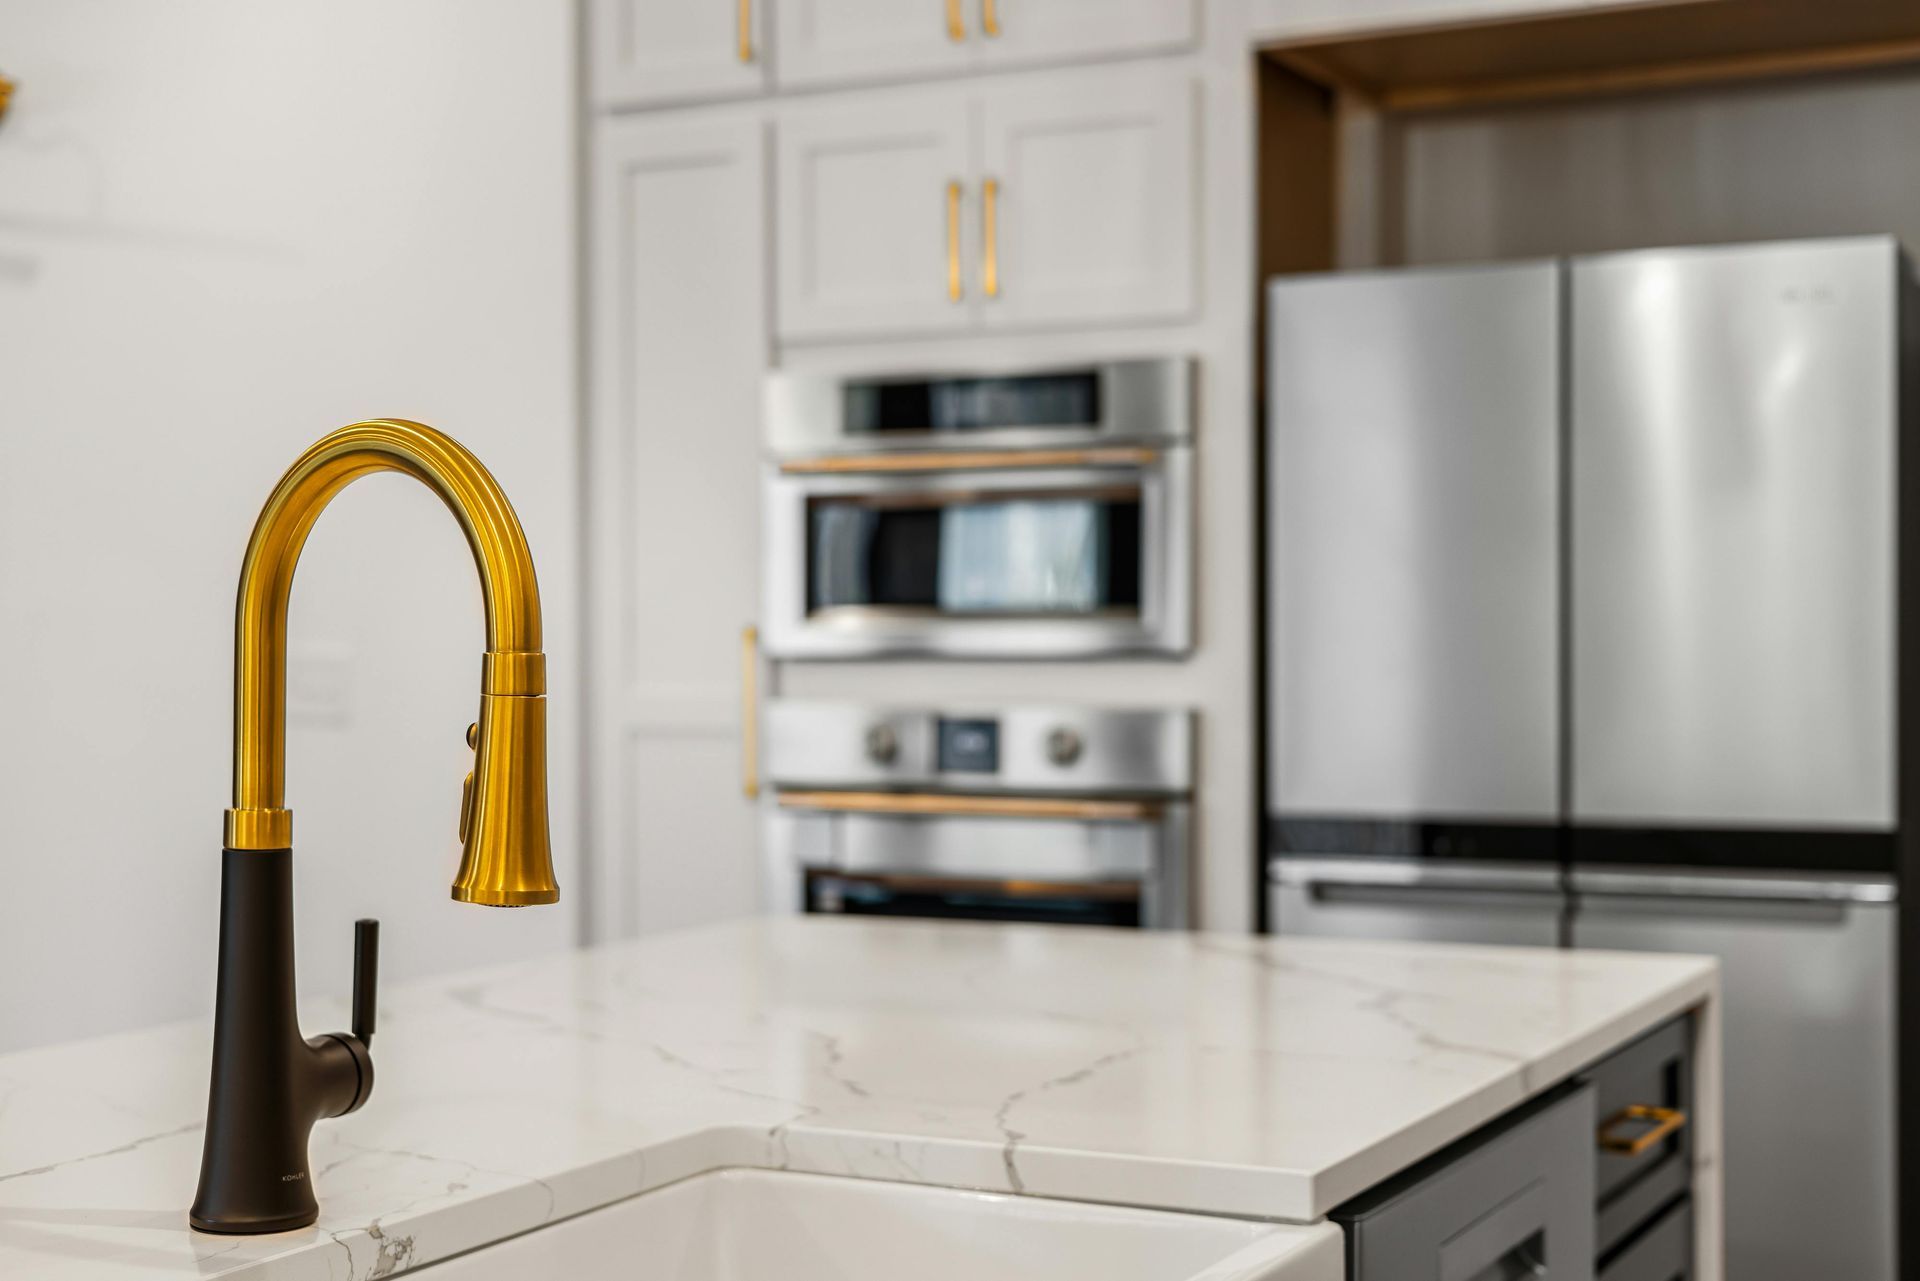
(427, 1168), (1339, 1281)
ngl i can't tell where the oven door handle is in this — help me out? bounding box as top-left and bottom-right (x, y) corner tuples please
(777, 790), (1163, 822)
(819, 873), (1142, 901)
(777, 447), (1160, 476)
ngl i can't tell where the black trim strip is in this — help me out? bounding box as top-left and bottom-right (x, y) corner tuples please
(1269, 817), (1561, 862)
(1568, 825), (1896, 876)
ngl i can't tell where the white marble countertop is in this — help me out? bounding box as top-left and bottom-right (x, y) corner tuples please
(0, 917), (1717, 1280)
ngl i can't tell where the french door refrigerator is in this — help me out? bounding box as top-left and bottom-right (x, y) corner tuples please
(1266, 237), (1914, 1281)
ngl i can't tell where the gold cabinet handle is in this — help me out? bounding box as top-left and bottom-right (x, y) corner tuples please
(740, 626), (760, 799)
(1597, 1104), (1687, 1157)
(946, 180), (964, 302)
(982, 177), (1000, 298)
(946, 0), (967, 41)
(738, 0), (754, 62)
(982, 0), (1001, 37)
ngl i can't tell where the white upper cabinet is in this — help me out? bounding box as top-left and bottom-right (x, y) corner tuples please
(776, 92), (976, 341)
(976, 0), (1199, 70)
(775, 64), (1198, 342)
(775, 0), (972, 90)
(777, 0), (1197, 90)
(590, 0), (767, 109)
(977, 65), (1195, 329)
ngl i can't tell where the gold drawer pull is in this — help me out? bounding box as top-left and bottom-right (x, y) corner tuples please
(982, 177), (1000, 298)
(1597, 1104), (1687, 1157)
(982, 0), (1002, 37)
(946, 180), (964, 302)
(946, 0), (967, 41)
(738, 0), (753, 62)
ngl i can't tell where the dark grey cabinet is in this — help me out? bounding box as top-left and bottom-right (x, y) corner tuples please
(1337, 1085), (1597, 1280)
(1337, 1016), (1696, 1280)
(1583, 1019), (1693, 1267)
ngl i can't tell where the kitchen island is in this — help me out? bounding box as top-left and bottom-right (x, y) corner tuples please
(0, 918), (1719, 1280)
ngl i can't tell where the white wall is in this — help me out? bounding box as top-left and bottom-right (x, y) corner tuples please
(0, 1), (580, 1052)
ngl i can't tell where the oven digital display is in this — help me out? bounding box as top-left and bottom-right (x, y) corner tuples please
(937, 718), (1000, 774)
(844, 372), (1101, 435)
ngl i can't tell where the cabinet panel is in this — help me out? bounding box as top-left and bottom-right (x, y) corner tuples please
(589, 114), (767, 938)
(1570, 238), (1896, 828)
(977, 65), (1196, 329)
(977, 0), (1197, 69)
(1267, 263), (1561, 819)
(1337, 1085), (1596, 1281)
(589, 0), (765, 109)
(776, 0), (970, 90)
(776, 92), (975, 341)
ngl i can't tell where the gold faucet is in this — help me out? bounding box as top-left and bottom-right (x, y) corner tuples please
(191, 419), (558, 1235)
(226, 417), (557, 903)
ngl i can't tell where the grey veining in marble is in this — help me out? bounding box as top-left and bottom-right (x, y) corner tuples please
(0, 916), (1717, 1280)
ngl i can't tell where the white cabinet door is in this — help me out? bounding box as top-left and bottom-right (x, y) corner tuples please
(776, 0), (971, 90)
(590, 114), (766, 938)
(776, 90), (975, 342)
(976, 64), (1196, 329)
(589, 0), (766, 109)
(975, 0), (1197, 70)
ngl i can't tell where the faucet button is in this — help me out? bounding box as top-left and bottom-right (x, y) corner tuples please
(465, 722), (479, 750)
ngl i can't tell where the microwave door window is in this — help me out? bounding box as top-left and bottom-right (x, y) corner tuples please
(805, 490), (1143, 619)
(939, 500), (1104, 614)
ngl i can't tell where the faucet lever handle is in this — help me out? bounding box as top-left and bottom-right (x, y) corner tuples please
(352, 918), (379, 1047)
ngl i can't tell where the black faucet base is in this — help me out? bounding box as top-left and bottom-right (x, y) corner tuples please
(189, 848), (374, 1235)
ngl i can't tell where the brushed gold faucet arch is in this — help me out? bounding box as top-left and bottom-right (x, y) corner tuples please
(225, 419), (557, 906)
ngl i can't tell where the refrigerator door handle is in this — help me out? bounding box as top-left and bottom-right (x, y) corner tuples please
(1272, 859), (1566, 916)
(1572, 870), (1896, 908)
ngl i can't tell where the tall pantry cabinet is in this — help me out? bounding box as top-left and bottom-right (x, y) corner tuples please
(585, 0), (1206, 938)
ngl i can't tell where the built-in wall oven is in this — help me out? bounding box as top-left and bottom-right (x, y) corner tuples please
(763, 703), (1192, 929)
(762, 358), (1193, 659)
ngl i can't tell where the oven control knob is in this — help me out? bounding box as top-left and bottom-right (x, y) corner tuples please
(864, 724), (900, 765)
(1045, 727), (1084, 767)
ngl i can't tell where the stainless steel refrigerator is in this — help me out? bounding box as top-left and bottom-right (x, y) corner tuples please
(1265, 237), (1915, 1281)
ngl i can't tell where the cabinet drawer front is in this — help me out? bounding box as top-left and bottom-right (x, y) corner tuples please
(776, 0), (972, 90)
(589, 0), (767, 108)
(1338, 1084), (1596, 1281)
(978, 0), (1197, 71)
(1582, 1017), (1691, 1208)
(1599, 1199), (1691, 1281)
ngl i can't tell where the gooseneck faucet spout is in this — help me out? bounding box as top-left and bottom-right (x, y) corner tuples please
(190, 420), (558, 1235)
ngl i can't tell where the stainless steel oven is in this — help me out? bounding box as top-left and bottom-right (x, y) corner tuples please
(762, 358), (1193, 659)
(763, 703), (1192, 929)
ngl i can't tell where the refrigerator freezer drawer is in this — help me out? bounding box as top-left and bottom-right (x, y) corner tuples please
(1569, 236), (1899, 829)
(1270, 858), (1565, 948)
(1572, 879), (1895, 1281)
(1268, 262), (1561, 821)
